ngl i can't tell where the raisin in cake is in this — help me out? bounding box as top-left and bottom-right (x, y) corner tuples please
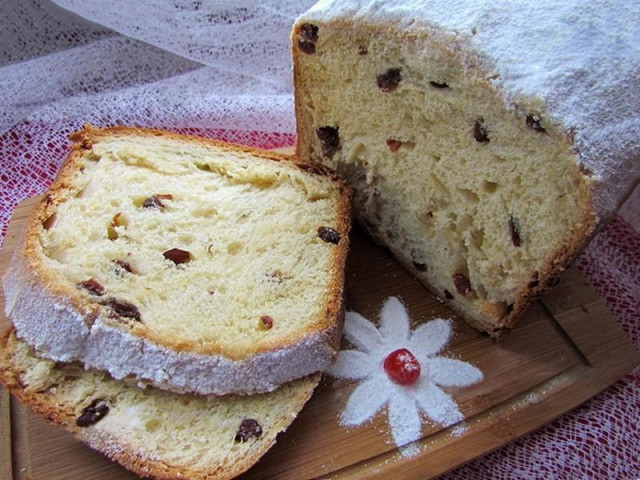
(292, 0), (639, 336)
(3, 126), (351, 395)
(0, 327), (319, 480)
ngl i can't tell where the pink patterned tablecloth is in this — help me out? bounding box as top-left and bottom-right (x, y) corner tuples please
(0, 121), (638, 479)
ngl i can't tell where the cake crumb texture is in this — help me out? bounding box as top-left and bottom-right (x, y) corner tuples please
(3, 126), (351, 394)
(293, 0), (638, 335)
(0, 328), (320, 480)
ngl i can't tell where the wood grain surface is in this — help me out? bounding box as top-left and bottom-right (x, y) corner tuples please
(1, 194), (638, 480)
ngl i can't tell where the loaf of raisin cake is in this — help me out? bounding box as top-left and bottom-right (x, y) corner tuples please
(292, 0), (639, 336)
(0, 328), (319, 480)
(3, 126), (351, 395)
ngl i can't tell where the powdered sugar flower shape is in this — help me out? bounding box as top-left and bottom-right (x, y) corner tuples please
(327, 297), (483, 448)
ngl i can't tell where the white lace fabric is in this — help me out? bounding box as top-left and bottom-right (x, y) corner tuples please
(0, 1), (638, 478)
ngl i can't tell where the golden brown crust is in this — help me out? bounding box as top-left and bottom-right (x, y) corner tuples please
(74, 124), (351, 186)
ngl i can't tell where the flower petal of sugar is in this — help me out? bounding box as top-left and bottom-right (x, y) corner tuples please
(415, 380), (464, 427)
(378, 296), (411, 343)
(327, 349), (379, 380)
(330, 297), (485, 453)
(340, 372), (391, 426)
(409, 318), (452, 358)
(424, 357), (483, 387)
(388, 388), (422, 446)
(344, 311), (384, 353)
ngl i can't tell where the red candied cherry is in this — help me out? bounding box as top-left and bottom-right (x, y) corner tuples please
(383, 348), (421, 385)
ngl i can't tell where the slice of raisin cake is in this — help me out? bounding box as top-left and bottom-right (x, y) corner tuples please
(292, 0), (639, 336)
(0, 328), (320, 480)
(3, 126), (351, 395)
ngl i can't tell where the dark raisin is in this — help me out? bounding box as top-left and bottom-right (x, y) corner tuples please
(444, 289), (454, 300)
(76, 399), (109, 427)
(508, 216), (521, 247)
(412, 261), (427, 272)
(506, 303), (514, 314)
(260, 315), (273, 330)
(42, 213), (57, 231)
(143, 194), (173, 209)
(358, 45), (368, 55)
(318, 226), (341, 244)
(298, 41), (316, 54)
(453, 273), (473, 296)
(163, 248), (191, 265)
(299, 23), (318, 42)
(525, 114), (546, 133)
(425, 211), (433, 219)
(473, 120), (490, 143)
(297, 23), (318, 54)
(429, 81), (449, 89)
(377, 68), (402, 92)
(235, 419), (262, 442)
(114, 259), (134, 275)
(528, 280), (539, 289)
(79, 278), (105, 296)
(105, 298), (141, 322)
(316, 126), (340, 158)
(386, 139), (402, 152)
(81, 139), (93, 150)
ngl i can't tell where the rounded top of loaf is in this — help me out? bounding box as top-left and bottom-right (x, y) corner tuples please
(297, 0), (640, 218)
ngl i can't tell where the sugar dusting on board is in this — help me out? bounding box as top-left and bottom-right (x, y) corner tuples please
(327, 297), (483, 454)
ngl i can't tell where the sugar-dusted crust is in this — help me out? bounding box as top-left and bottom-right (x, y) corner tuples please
(295, 0), (640, 220)
(3, 125), (352, 395)
(0, 328), (320, 480)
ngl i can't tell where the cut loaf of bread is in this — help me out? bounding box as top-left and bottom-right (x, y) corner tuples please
(3, 126), (351, 395)
(0, 327), (320, 480)
(292, 1), (639, 336)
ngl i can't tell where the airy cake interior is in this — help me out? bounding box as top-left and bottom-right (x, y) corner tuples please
(294, 22), (594, 334)
(37, 133), (345, 358)
(0, 329), (318, 478)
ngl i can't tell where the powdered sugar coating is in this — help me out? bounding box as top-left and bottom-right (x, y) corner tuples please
(299, 0), (640, 218)
(328, 297), (483, 449)
(3, 253), (336, 396)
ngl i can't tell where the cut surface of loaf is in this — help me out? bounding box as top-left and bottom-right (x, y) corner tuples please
(3, 126), (351, 394)
(0, 328), (320, 480)
(292, 1), (640, 336)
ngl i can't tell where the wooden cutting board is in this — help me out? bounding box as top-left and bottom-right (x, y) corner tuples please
(1, 194), (638, 480)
